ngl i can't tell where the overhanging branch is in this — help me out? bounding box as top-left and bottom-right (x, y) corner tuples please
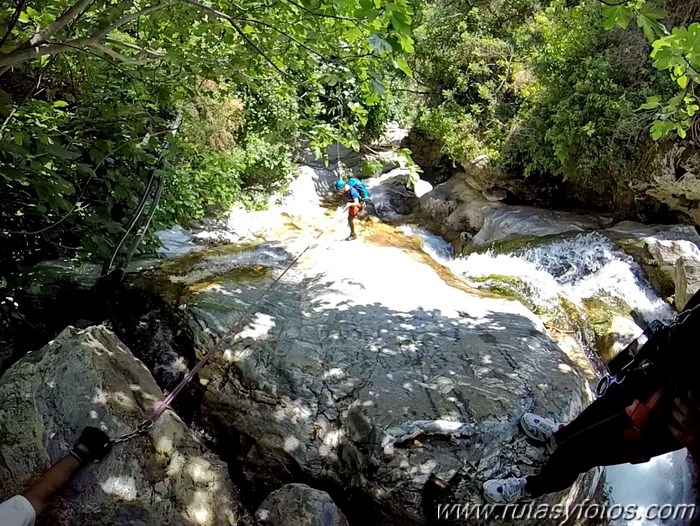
(0, 1), (172, 70)
(28, 0), (97, 47)
(181, 0), (295, 79)
(90, 42), (158, 64)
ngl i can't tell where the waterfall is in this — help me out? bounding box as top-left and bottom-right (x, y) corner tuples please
(402, 226), (695, 524)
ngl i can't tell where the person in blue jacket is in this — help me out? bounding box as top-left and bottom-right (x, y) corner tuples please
(335, 179), (369, 240)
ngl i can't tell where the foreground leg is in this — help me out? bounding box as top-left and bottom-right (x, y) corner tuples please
(484, 376), (680, 503)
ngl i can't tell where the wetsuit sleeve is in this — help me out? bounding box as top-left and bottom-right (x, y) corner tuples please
(0, 495), (36, 526)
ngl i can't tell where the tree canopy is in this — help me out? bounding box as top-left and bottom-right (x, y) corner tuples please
(0, 0), (414, 269)
(0, 0), (698, 279)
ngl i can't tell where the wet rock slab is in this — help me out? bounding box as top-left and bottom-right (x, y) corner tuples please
(127, 226), (595, 524)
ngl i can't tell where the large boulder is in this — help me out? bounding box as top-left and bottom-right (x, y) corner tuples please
(418, 173), (501, 243)
(255, 484), (348, 526)
(605, 221), (700, 309)
(418, 173), (610, 248)
(0, 325), (247, 526)
(580, 296), (641, 363)
(675, 255), (700, 310)
(365, 169), (424, 219)
(639, 143), (700, 225)
(123, 223), (597, 524)
(471, 206), (610, 247)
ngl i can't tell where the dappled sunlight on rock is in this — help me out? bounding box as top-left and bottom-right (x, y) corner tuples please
(283, 436), (302, 452)
(100, 476), (138, 500)
(558, 363), (573, 374)
(237, 312), (276, 340)
(0, 326), (248, 525)
(109, 390), (136, 410)
(121, 205), (599, 523)
(186, 457), (217, 485)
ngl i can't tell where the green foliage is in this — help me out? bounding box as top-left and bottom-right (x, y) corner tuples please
(0, 61), (172, 262)
(405, 0), (680, 197)
(397, 148), (422, 190)
(0, 0), (415, 271)
(362, 158), (384, 176)
(158, 134), (296, 225)
(601, 1), (699, 139)
(407, 2), (518, 167)
(505, 1), (658, 191)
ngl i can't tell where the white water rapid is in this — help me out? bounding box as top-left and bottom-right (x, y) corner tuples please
(403, 225), (696, 526)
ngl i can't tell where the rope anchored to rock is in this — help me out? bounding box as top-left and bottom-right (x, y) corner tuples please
(109, 209), (344, 445)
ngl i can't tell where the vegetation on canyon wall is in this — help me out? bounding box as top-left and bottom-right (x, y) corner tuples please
(0, 0), (698, 272)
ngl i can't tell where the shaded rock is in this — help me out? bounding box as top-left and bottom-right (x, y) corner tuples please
(418, 174), (500, 243)
(675, 255), (700, 310)
(366, 169), (423, 219)
(641, 143), (700, 225)
(418, 173), (610, 247)
(462, 162), (538, 203)
(0, 325), (247, 526)
(482, 187), (507, 202)
(255, 484), (348, 526)
(580, 296), (641, 363)
(23, 260), (102, 294)
(399, 129), (454, 185)
(4, 261), (107, 376)
(647, 239), (700, 299)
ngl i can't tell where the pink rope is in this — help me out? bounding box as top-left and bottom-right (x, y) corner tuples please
(146, 216), (336, 424)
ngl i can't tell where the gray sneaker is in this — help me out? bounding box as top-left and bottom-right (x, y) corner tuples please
(520, 413), (563, 453)
(483, 477), (530, 504)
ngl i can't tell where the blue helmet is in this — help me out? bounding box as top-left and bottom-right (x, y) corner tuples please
(334, 180), (346, 191)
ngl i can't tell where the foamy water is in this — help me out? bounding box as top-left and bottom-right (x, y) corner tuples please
(401, 226), (694, 524)
(403, 228), (674, 324)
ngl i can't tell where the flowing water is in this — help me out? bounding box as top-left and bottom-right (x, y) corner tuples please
(155, 164), (696, 523)
(402, 225), (695, 525)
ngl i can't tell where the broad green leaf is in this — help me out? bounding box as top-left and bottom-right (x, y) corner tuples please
(636, 15), (662, 43)
(637, 2), (666, 21)
(395, 56), (412, 77)
(640, 96), (661, 109)
(390, 12), (411, 35)
(602, 4), (633, 30)
(39, 12), (56, 24)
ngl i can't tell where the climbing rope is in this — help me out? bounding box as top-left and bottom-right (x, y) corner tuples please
(110, 207), (345, 444)
(102, 111), (183, 280)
